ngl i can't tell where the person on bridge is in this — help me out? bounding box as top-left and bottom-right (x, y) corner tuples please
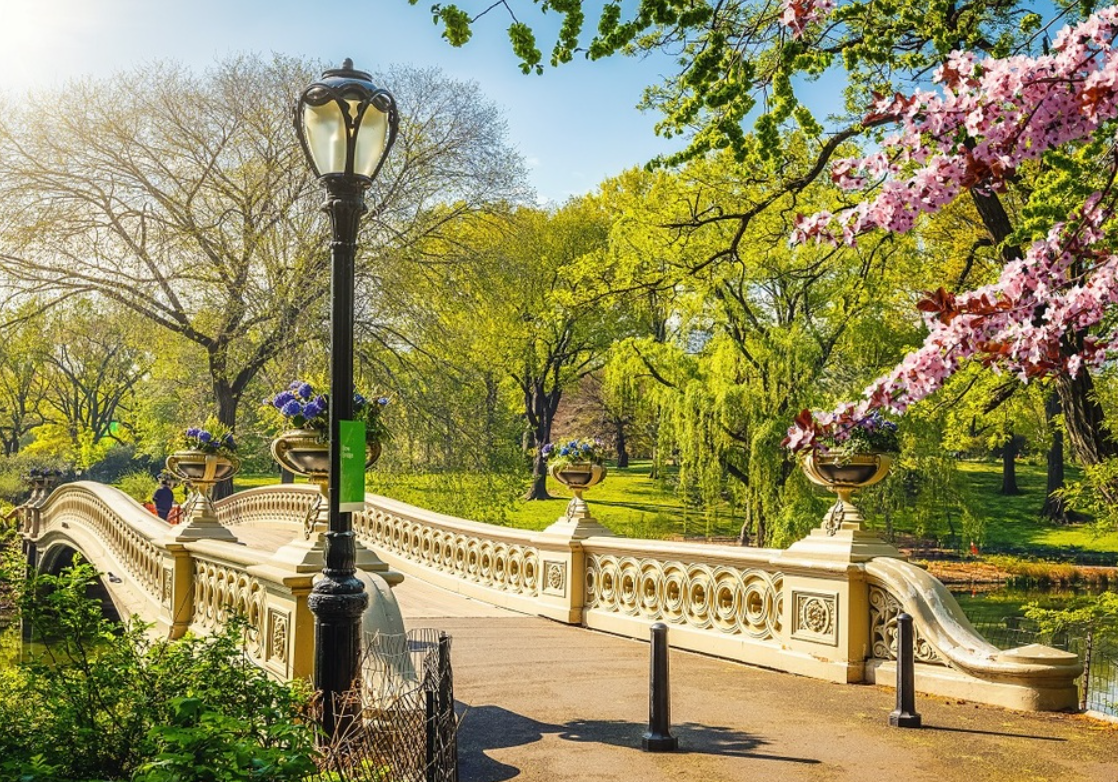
(153, 480), (174, 521)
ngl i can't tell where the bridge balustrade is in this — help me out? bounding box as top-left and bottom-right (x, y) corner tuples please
(19, 481), (1084, 711)
(21, 481), (315, 680)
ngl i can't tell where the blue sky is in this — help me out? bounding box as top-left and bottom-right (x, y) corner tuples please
(0, 0), (688, 203)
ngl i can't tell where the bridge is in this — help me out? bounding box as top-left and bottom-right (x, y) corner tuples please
(13, 479), (1084, 711)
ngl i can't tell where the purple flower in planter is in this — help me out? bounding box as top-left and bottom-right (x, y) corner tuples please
(281, 399), (303, 418)
(198, 431), (213, 443)
(303, 399), (323, 419)
(273, 391), (295, 410)
(377, 397), (389, 406)
(297, 382), (313, 400)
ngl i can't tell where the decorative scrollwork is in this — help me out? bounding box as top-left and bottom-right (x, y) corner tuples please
(191, 557), (267, 655)
(351, 507), (541, 598)
(868, 585), (943, 665)
(41, 490), (165, 602)
(586, 554), (783, 640)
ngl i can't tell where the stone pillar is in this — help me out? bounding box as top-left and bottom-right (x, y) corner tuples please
(531, 505), (615, 624)
(167, 493), (236, 542)
(161, 542), (195, 639)
(773, 513), (904, 683)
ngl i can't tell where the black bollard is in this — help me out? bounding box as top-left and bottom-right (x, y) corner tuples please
(889, 612), (922, 728)
(642, 622), (679, 751)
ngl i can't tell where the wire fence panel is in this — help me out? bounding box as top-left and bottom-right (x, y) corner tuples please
(311, 628), (458, 782)
(968, 618), (1117, 718)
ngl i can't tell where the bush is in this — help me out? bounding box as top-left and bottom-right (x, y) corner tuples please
(0, 559), (317, 781)
(82, 443), (159, 485)
(116, 471), (159, 504)
(0, 453), (72, 505)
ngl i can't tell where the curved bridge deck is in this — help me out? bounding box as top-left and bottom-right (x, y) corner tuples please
(394, 578), (1118, 782)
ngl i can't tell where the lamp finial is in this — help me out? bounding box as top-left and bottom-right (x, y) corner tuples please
(342, 58), (354, 70)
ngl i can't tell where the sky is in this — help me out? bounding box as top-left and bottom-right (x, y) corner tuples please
(0, 0), (687, 203)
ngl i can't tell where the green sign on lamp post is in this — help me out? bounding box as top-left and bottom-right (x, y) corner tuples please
(338, 419), (366, 512)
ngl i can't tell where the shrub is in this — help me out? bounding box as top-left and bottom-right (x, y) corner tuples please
(82, 443), (159, 485)
(0, 559), (317, 780)
(116, 471), (159, 503)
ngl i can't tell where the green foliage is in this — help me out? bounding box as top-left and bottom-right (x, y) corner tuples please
(0, 453), (70, 505)
(135, 696), (315, 782)
(116, 470), (159, 503)
(0, 560), (316, 781)
(1057, 456), (1118, 530)
(1025, 592), (1118, 641)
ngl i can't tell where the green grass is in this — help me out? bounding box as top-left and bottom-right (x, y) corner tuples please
(954, 461), (1118, 555)
(234, 461), (745, 541)
(232, 458), (1118, 558)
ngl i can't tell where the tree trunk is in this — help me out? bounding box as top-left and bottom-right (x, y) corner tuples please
(1041, 390), (1071, 522)
(523, 399), (554, 501)
(1054, 371), (1118, 467)
(615, 424), (629, 469)
(522, 379), (560, 501)
(969, 187), (1115, 477)
(526, 447), (551, 501)
(212, 381), (239, 501)
(1001, 433), (1022, 495)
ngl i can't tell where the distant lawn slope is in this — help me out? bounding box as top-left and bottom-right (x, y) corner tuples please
(953, 461), (1118, 556)
(232, 458), (1118, 558)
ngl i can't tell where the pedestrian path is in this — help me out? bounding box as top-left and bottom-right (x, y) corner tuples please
(392, 577), (1118, 782)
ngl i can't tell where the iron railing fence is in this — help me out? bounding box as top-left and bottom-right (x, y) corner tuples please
(310, 628), (458, 782)
(969, 618), (1117, 717)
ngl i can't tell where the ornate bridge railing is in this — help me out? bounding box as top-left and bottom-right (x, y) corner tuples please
(348, 492), (1082, 711)
(18, 482), (1084, 710)
(19, 482), (316, 680)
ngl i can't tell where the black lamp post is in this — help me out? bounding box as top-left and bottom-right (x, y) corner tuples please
(294, 59), (398, 735)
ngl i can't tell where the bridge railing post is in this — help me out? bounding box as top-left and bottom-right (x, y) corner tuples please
(530, 530), (592, 625)
(161, 542), (195, 639)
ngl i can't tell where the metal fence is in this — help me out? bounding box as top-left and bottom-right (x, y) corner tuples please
(970, 618), (1118, 717)
(311, 628), (458, 782)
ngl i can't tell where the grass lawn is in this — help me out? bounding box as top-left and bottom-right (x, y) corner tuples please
(233, 461), (746, 541)
(953, 461), (1118, 556)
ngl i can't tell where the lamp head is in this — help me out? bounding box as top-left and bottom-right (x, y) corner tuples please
(294, 59), (398, 185)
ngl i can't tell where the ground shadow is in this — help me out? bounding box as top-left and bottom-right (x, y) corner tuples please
(455, 703), (819, 782)
(919, 724), (1067, 741)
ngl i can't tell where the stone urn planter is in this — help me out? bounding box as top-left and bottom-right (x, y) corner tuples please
(801, 451), (891, 535)
(549, 462), (607, 520)
(165, 450), (241, 500)
(271, 428), (382, 540)
(271, 428), (382, 494)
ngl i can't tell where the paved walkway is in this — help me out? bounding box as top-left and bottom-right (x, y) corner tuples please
(391, 578), (1118, 782)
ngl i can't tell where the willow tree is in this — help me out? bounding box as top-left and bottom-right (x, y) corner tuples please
(594, 153), (916, 545)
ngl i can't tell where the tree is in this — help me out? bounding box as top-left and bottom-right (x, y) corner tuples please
(787, 9), (1118, 477)
(0, 306), (50, 456)
(0, 56), (528, 498)
(588, 153), (915, 545)
(412, 0), (1118, 478)
(38, 302), (150, 449)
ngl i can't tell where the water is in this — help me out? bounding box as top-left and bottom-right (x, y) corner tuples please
(952, 585), (1118, 715)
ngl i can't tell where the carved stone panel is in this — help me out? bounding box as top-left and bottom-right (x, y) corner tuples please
(267, 608), (290, 668)
(162, 566), (174, 608)
(868, 585), (942, 665)
(543, 561), (567, 597)
(791, 590), (838, 646)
